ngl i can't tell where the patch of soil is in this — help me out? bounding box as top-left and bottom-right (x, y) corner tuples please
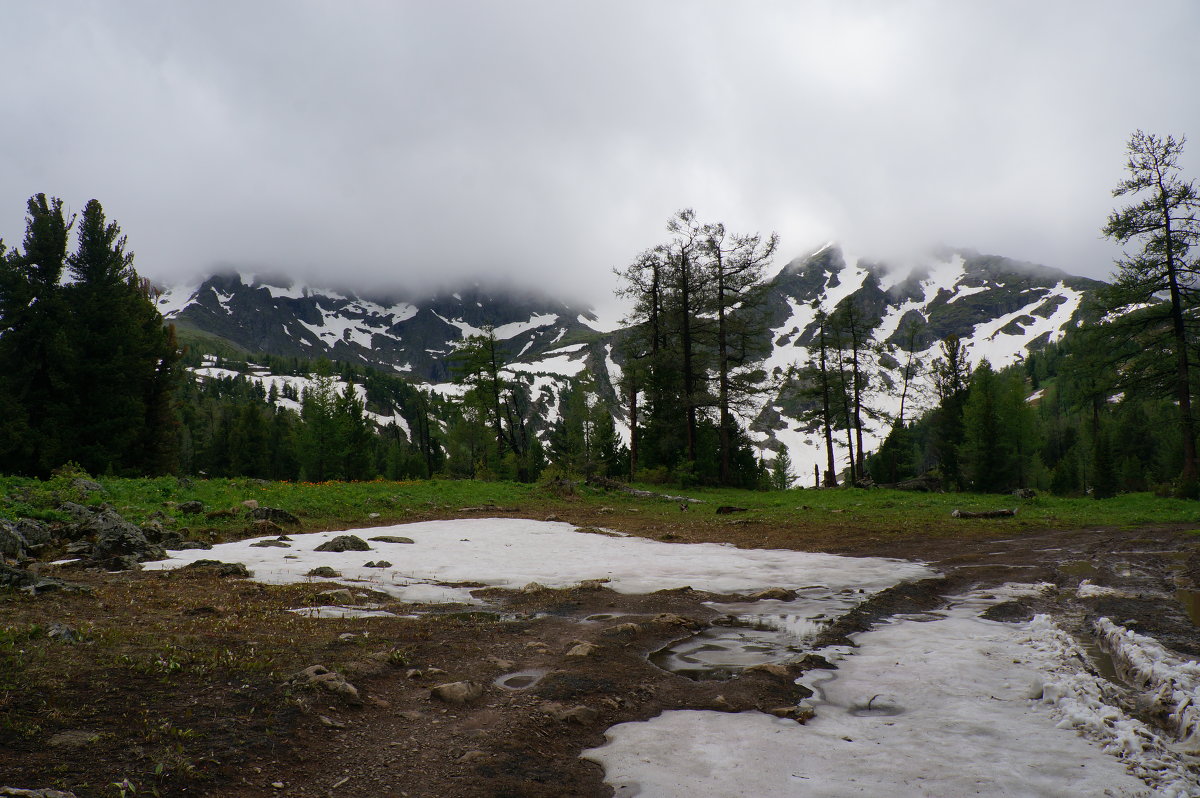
(3, 517), (1198, 797)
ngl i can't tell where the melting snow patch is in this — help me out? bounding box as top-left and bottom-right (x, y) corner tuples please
(585, 584), (1197, 797)
(142, 518), (933, 603)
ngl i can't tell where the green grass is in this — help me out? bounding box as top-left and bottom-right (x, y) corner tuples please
(4, 472), (1200, 547)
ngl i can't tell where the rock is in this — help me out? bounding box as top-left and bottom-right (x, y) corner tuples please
(745, 663), (793, 679)
(1012, 488), (1037, 499)
(0, 564), (86, 595)
(368, 512), (381, 519)
(317, 588), (355, 604)
(252, 507), (300, 525)
(70, 478), (104, 494)
(56, 502), (94, 524)
(951, 507), (1017, 519)
(204, 508), (237, 519)
(751, 587), (798, 601)
(0, 521), (29, 560)
(652, 613), (699, 627)
(14, 520), (51, 548)
(430, 680), (485, 705)
(712, 695), (733, 711)
(315, 535), (372, 553)
(306, 566), (341, 578)
(183, 560), (251, 578)
(768, 706), (815, 723)
(980, 601), (1034, 623)
(368, 535), (414, 544)
(795, 653), (836, 670)
(64, 541), (93, 557)
(318, 714), (346, 729)
(0, 788), (80, 798)
(178, 500), (204, 515)
(715, 505), (748, 515)
(363, 560), (392, 568)
(166, 540), (212, 551)
(601, 622), (641, 637)
(521, 582), (549, 593)
(99, 555), (143, 572)
(486, 656), (515, 670)
(577, 578), (611, 590)
(553, 704), (600, 724)
(544, 514), (559, 522)
(289, 665), (361, 704)
(458, 750), (489, 763)
(248, 519), (284, 537)
(565, 642), (600, 657)
(47, 729), (99, 747)
(46, 622), (81, 644)
(241, 499), (260, 510)
(250, 540), (291, 548)
(88, 508), (167, 563)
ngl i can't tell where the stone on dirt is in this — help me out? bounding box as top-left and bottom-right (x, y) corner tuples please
(430, 680), (485, 705)
(0, 788), (80, 798)
(565, 642), (601, 657)
(177, 500), (204, 514)
(290, 665), (361, 704)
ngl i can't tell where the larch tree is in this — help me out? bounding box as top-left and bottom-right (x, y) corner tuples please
(1100, 130), (1200, 492)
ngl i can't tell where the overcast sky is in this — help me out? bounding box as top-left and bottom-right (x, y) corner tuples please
(3, 1), (1199, 315)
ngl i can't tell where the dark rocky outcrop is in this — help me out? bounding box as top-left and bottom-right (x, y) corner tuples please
(315, 535), (371, 553)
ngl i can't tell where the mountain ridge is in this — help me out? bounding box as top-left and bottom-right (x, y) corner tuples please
(157, 245), (1107, 479)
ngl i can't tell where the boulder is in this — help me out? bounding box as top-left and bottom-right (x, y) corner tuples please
(367, 535), (414, 544)
(252, 507), (300, 525)
(306, 566), (341, 578)
(14, 520), (51, 549)
(0, 522), (29, 560)
(89, 510), (167, 563)
(183, 560), (251, 578)
(363, 560), (392, 568)
(314, 535), (371, 553)
(177, 500), (204, 515)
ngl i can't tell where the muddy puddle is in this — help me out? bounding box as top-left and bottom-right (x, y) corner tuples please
(650, 589), (862, 680)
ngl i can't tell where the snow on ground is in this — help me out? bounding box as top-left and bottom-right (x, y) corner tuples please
(584, 584), (1199, 797)
(143, 518), (934, 604)
(505, 353), (587, 378)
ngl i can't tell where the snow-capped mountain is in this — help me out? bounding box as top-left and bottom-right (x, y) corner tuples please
(158, 247), (1105, 479)
(155, 272), (611, 382)
(748, 245), (1103, 481)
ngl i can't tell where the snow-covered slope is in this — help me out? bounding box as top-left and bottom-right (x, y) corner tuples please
(157, 272), (607, 383)
(750, 245), (1102, 482)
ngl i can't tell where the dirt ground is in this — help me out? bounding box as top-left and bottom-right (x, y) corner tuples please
(3, 510), (1198, 798)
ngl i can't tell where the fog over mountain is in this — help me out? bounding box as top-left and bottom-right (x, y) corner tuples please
(3, 2), (1200, 320)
